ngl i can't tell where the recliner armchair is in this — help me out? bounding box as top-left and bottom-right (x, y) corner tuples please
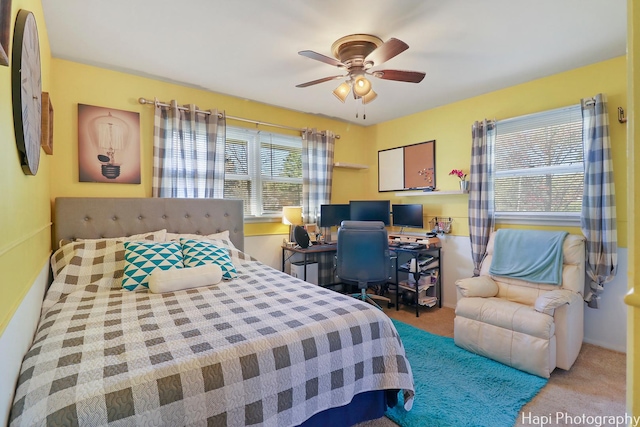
(454, 231), (586, 378)
(337, 221), (391, 310)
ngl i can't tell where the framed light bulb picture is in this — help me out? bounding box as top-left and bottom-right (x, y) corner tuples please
(78, 104), (141, 183)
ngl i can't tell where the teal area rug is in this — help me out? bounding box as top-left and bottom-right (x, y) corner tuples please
(386, 320), (548, 427)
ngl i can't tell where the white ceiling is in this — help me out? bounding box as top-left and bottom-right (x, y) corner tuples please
(41, 0), (627, 126)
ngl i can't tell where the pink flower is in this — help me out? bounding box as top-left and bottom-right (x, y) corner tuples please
(449, 169), (467, 181)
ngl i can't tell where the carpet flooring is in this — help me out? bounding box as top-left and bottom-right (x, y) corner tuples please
(385, 319), (548, 427)
(357, 305), (626, 427)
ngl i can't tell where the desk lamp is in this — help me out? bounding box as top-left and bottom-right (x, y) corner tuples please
(282, 206), (303, 244)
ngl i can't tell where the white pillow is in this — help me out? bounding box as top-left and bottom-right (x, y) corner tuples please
(74, 229), (167, 244)
(148, 264), (223, 294)
(166, 230), (229, 241)
(165, 230), (236, 249)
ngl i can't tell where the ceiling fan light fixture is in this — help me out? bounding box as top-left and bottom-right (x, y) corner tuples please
(361, 89), (377, 105)
(332, 82), (351, 103)
(353, 76), (372, 97)
(297, 34), (425, 112)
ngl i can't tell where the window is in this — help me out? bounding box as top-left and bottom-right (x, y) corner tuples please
(494, 105), (583, 223)
(224, 127), (302, 217)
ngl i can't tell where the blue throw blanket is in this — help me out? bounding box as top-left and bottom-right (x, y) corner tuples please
(488, 229), (568, 285)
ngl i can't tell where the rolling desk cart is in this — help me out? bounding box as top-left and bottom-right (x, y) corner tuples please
(391, 243), (442, 317)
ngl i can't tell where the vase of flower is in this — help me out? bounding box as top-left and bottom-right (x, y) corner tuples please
(449, 169), (469, 192)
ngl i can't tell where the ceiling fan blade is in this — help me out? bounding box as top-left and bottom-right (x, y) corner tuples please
(298, 50), (346, 68)
(373, 69), (426, 83)
(365, 38), (409, 65)
(296, 75), (345, 88)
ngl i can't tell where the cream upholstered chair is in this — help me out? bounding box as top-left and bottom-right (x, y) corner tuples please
(454, 231), (586, 378)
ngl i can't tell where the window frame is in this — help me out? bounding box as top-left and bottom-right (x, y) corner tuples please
(492, 104), (584, 226)
(224, 127), (303, 221)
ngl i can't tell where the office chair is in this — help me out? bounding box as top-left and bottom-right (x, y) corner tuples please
(336, 221), (391, 310)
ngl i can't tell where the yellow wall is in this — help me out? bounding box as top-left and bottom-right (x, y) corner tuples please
(49, 59), (369, 236)
(356, 56), (628, 242)
(0, 0), (52, 335)
(625, 0), (639, 416)
(49, 57), (627, 241)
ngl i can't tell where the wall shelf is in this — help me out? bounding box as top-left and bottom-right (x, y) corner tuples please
(333, 162), (368, 169)
(395, 190), (469, 197)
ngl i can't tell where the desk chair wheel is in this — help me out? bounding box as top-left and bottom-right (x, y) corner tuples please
(376, 284), (394, 308)
(350, 289), (391, 311)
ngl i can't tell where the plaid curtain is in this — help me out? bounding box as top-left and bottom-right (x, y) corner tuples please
(302, 128), (335, 285)
(302, 129), (335, 223)
(152, 99), (226, 198)
(581, 93), (618, 308)
(468, 120), (496, 276)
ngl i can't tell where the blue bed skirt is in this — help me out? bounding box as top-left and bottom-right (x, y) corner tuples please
(299, 389), (397, 427)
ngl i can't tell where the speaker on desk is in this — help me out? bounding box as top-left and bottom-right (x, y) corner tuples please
(293, 225), (311, 248)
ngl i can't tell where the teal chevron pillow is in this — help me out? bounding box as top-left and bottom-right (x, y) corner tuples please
(122, 241), (184, 291)
(180, 238), (237, 280)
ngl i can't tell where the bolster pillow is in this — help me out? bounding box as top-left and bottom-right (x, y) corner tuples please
(148, 264), (223, 294)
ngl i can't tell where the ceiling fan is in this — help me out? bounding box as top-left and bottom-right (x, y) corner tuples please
(296, 34), (426, 106)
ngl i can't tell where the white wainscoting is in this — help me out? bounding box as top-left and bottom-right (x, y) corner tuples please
(582, 248), (628, 353)
(0, 262), (49, 426)
(437, 235), (627, 353)
(246, 233), (628, 353)
(243, 235), (288, 270)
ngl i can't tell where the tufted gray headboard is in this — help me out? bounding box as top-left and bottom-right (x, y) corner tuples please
(54, 197), (244, 251)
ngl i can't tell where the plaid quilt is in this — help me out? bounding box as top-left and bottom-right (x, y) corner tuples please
(10, 240), (414, 426)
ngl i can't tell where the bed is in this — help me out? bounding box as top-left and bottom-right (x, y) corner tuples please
(9, 197), (414, 426)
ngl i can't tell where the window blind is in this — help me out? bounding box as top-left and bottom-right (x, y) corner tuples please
(494, 104), (583, 216)
(260, 133), (302, 213)
(224, 127), (302, 216)
(224, 133), (252, 214)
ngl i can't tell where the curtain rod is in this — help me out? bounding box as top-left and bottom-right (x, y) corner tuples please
(138, 97), (340, 139)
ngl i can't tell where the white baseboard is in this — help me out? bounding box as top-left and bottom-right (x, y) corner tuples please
(582, 337), (626, 354)
(0, 262), (49, 426)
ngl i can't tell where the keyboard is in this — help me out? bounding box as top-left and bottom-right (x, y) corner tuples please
(309, 242), (337, 249)
(388, 240), (425, 249)
(399, 242), (425, 250)
(312, 241), (335, 246)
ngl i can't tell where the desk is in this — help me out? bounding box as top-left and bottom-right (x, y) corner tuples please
(282, 241), (441, 316)
(281, 244), (337, 283)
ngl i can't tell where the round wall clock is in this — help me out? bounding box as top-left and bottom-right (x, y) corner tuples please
(12, 9), (41, 176)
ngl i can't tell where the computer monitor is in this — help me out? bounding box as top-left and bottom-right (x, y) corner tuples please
(392, 204), (424, 228)
(319, 204), (351, 227)
(349, 200), (391, 226)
